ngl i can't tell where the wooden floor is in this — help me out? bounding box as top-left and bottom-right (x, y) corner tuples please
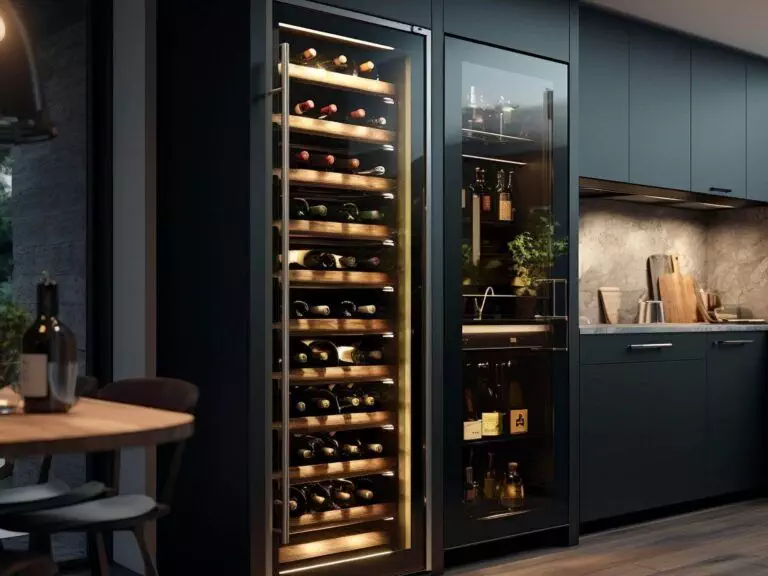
(447, 500), (768, 575)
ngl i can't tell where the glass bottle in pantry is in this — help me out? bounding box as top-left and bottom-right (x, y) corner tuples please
(498, 169), (515, 222)
(500, 461), (525, 511)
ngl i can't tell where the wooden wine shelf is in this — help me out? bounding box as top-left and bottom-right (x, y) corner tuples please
(272, 411), (395, 434)
(279, 529), (389, 564)
(275, 318), (393, 335)
(272, 365), (395, 383)
(274, 168), (395, 193)
(285, 457), (397, 484)
(278, 62), (396, 97)
(287, 269), (393, 288)
(272, 114), (395, 145)
(290, 503), (396, 534)
(276, 219), (393, 241)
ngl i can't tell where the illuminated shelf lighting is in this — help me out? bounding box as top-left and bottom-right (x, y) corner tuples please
(462, 153), (527, 167)
(279, 549), (392, 573)
(283, 457), (397, 484)
(272, 114), (395, 145)
(278, 63), (396, 97)
(278, 23), (395, 51)
(272, 411), (396, 433)
(274, 318), (394, 336)
(290, 503), (396, 534)
(275, 219), (393, 241)
(272, 364), (396, 383)
(274, 168), (395, 192)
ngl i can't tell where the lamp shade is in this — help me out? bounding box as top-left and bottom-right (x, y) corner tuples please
(0, 0), (56, 144)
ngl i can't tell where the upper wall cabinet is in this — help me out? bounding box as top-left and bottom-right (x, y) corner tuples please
(629, 25), (691, 191)
(691, 46), (747, 199)
(579, 9), (629, 182)
(747, 59), (768, 203)
(445, 0), (571, 62)
(315, 0), (431, 27)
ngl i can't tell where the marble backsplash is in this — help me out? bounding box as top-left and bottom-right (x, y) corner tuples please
(581, 199), (768, 323)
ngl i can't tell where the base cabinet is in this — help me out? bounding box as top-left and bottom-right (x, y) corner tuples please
(706, 333), (767, 495)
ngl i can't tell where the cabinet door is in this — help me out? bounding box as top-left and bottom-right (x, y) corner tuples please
(629, 26), (691, 191)
(747, 59), (768, 203)
(445, 0), (571, 63)
(707, 333), (766, 495)
(579, 9), (629, 182)
(313, 0), (430, 28)
(581, 359), (707, 522)
(692, 46), (747, 198)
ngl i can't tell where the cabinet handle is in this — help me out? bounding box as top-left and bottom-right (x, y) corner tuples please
(715, 339), (754, 346)
(709, 187), (732, 194)
(628, 343), (673, 350)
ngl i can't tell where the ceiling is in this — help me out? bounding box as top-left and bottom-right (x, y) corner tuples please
(583, 0), (768, 58)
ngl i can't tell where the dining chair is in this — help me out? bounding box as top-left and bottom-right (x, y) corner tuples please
(0, 377), (199, 576)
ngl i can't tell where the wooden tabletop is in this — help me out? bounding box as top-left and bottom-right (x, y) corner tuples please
(0, 390), (194, 457)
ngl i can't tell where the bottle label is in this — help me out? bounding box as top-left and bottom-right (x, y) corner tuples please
(20, 354), (47, 398)
(510, 409), (528, 435)
(481, 412), (502, 436)
(463, 420), (482, 441)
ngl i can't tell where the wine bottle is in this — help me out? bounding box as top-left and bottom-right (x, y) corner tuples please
(292, 434), (321, 464)
(295, 150), (310, 164)
(315, 433), (340, 460)
(20, 274), (78, 414)
(334, 432), (364, 459)
(463, 466), (478, 503)
(290, 198), (328, 220)
(356, 166), (386, 177)
(313, 103), (338, 119)
(324, 479), (356, 508)
(499, 170), (515, 222)
(354, 60), (375, 75)
(366, 116), (387, 127)
(359, 388), (381, 411)
(288, 249), (336, 270)
(292, 386), (338, 416)
(287, 486), (308, 517)
(302, 340), (339, 366)
(345, 158), (361, 171)
(358, 429), (391, 456)
(317, 154), (335, 170)
(293, 99), (315, 115)
(330, 253), (357, 269)
(354, 476), (394, 503)
(338, 202), (359, 222)
(339, 300), (357, 317)
(357, 304), (377, 317)
(290, 341), (312, 367)
(304, 484), (334, 512)
(353, 256), (382, 271)
(316, 55), (348, 71)
(291, 300), (331, 318)
(333, 384), (362, 411)
(337, 344), (383, 365)
(494, 169), (505, 220)
(289, 385), (309, 417)
(500, 462), (525, 510)
(346, 108), (367, 122)
(291, 48), (317, 64)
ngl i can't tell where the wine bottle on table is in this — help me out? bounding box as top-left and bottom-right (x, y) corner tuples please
(301, 340), (339, 366)
(20, 274), (78, 414)
(291, 48), (317, 64)
(291, 300), (331, 318)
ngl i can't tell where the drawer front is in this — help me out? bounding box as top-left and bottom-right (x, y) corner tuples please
(581, 333), (707, 365)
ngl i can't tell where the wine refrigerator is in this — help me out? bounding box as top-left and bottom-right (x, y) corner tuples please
(443, 37), (571, 550)
(270, 2), (429, 575)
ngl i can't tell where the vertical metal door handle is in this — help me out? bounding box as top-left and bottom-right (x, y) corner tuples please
(279, 42), (291, 546)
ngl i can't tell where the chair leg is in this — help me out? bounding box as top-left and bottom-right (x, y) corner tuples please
(88, 532), (110, 576)
(134, 525), (158, 576)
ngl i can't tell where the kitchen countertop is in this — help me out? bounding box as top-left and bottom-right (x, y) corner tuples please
(580, 323), (768, 334)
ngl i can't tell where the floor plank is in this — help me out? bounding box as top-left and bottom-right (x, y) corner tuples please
(447, 500), (768, 576)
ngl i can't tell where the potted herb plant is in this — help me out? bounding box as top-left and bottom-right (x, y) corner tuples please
(508, 215), (568, 318)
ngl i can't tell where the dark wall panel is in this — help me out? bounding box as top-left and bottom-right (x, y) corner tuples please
(314, 0), (430, 27)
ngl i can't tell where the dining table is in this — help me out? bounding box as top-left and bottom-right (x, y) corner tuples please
(0, 388), (194, 458)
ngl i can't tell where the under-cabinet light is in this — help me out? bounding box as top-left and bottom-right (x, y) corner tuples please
(279, 23), (395, 51)
(462, 154), (527, 166)
(279, 551), (393, 574)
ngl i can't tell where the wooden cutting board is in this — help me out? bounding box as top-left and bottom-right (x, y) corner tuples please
(659, 255), (698, 323)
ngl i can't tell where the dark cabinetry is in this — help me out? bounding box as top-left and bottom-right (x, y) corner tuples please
(748, 59), (768, 202)
(706, 333), (766, 495)
(581, 355), (707, 522)
(579, 9), (628, 182)
(690, 46), (747, 198)
(315, 0), (431, 27)
(629, 26), (691, 191)
(445, 0), (571, 63)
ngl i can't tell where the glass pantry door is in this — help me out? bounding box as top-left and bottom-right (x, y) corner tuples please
(271, 3), (427, 575)
(444, 36), (570, 549)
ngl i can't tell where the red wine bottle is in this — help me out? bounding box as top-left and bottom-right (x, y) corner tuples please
(316, 55), (348, 71)
(294, 150), (310, 164)
(346, 108), (367, 122)
(290, 198), (328, 220)
(366, 116), (387, 127)
(291, 48), (317, 64)
(291, 300), (331, 318)
(20, 275), (78, 414)
(354, 60), (375, 76)
(293, 99), (315, 115)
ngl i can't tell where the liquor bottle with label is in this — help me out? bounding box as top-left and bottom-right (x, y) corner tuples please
(290, 198), (328, 220)
(469, 167), (490, 214)
(463, 466), (478, 503)
(302, 340), (339, 366)
(479, 362), (502, 436)
(507, 370), (528, 436)
(20, 275), (78, 413)
(499, 170), (515, 222)
(291, 300), (331, 319)
(495, 169), (509, 222)
(463, 386), (482, 441)
(291, 48), (317, 64)
(482, 453), (499, 500)
(500, 462), (525, 510)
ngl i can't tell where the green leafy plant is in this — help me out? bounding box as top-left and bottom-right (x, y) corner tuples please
(508, 215), (568, 296)
(461, 243), (505, 286)
(0, 302), (28, 390)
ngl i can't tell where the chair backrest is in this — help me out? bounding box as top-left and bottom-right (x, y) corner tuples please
(98, 377), (199, 505)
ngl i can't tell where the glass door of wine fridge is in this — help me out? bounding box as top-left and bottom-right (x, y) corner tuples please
(271, 2), (428, 574)
(444, 37), (570, 549)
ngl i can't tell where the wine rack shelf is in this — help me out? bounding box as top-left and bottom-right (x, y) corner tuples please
(274, 168), (395, 193)
(290, 503), (396, 534)
(272, 114), (395, 145)
(279, 529), (389, 564)
(272, 365), (395, 383)
(276, 219), (393, 241)
(275, 318), (393, 335)
(278, 62), (396, 97)
(273, 411), (395, 433)
(278, 457), (397, 484)
(286, 269), (393, 289)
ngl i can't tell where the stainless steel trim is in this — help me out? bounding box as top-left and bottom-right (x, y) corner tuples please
(276, 0), (414, 32)
(279, 41), (291, 546)
(716, 339), (755, 345)
(628, 343), (674, 350)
